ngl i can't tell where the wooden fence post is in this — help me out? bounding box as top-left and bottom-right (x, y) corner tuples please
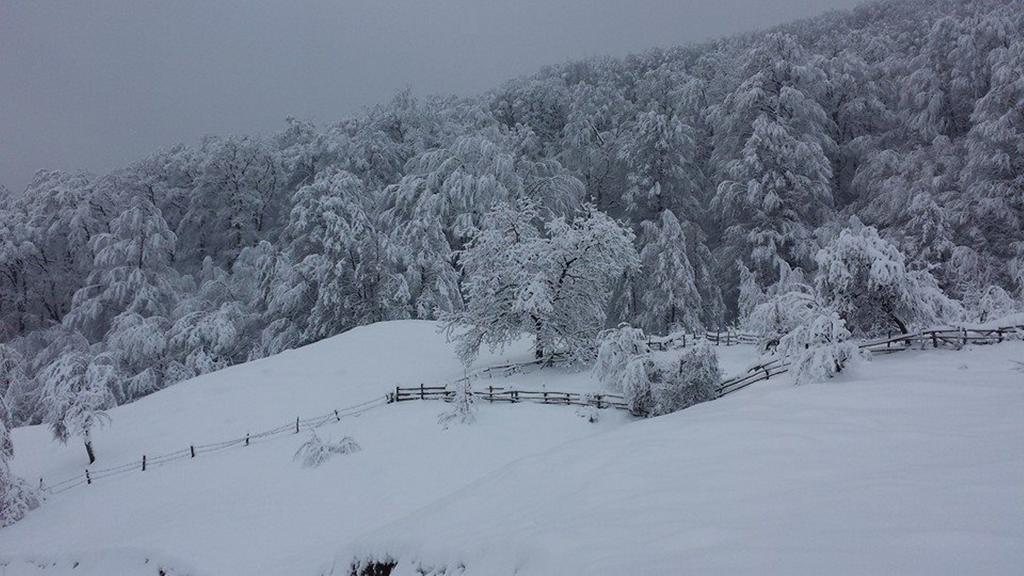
(85, 469), (91, 485)
(596, 394), (603, 409)
(931, 331), (937, 348)
(488, 386), (494, 402)
(335, 409), (341, 422)
(295, 416), (300, 434)
(962, 328), (968, 346)
(190, 445), (196, 458)
(245, 433), (250, 447)
(420, 383), (425, 400)
(142, 455), (146, 472)
(394, 386), (400, 403)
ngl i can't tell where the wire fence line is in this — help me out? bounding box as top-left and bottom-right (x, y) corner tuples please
(40, 395), (390, 496)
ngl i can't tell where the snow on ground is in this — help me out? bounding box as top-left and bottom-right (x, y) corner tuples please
(335, 342), (1024, 576)
(3, 321), (1021, 575)
(0, 321), (630, 575)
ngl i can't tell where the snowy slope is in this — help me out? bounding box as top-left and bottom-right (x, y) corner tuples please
(0, 321), (631, 575)
(335, 343), (1024, 576)
(3, 321), (1022, 575)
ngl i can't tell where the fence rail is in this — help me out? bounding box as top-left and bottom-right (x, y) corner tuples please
(393, 384), (628, 410)
(38, 324), (1022, 497)
(716, 324), (1024, 396)
(40, 395), (390, 496)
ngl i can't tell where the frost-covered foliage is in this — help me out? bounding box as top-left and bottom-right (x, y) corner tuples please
(293, 431), (361, 468)
(651, 342), (720, 416)
(975, 285), (1020, 322)
(38, 350), (115, 462)
(0, 400), (38, 527)
(816, 223), (962, 336)
(598, 328), (720, 417)
(2, 0), (1021, 425)
(438, 378), (477, 429)
(594, 324), (650, 389)
(448, 201), (637, 363)
(778, 307), (862, 385)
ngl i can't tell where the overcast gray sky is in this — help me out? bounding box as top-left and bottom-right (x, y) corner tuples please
(0, 0), (864, 192)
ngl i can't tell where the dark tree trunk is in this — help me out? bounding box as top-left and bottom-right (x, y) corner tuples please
(85, 440), (96, 465)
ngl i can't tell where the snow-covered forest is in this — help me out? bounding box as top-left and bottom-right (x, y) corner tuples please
(1, 0), (1023, 433)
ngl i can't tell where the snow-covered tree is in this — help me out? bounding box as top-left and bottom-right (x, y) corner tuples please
(975, 285), (1019, 323)
(712, 33), (836, 284)
(594, 324), (650, 389)
(778, 306), (861, 385)
(652, 341), (720, 415)
(0, 401), (38, 527)
(39, 350), (115, 464)
(618, 109), (701, 221)
(438, 378), (476, 429)
(178, 136), (283, 267)
(815, 223), (962, 336)
(65, 195), (179, 341)
(287, 169), (401, 341)
(636, 211), (703, 334)
(450, 202), (638, 362)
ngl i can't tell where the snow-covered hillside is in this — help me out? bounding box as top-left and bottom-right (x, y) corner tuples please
(2, 321), (1023, 575)
(336, 341), (1024, 575)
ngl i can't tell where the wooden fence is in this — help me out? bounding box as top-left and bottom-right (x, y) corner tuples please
(716, 324), (1024, 396)
(394, 384), (628, 410)
(40, 324), (1021, 496)
(648, 330), (760, 351)
(41, 395), (390, 496)
(403, 324), (1024, 411)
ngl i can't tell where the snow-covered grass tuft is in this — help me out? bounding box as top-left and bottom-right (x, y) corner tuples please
(293, 431), (361, 468)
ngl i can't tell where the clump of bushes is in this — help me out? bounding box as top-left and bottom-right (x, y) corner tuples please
(595, 326), (720, 417)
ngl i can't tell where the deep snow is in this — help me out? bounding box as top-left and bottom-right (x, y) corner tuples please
(2, 321), (1021, 575)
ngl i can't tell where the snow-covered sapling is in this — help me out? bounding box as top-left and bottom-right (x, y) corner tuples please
(778, 307), (863, 385)
(975, 285), (1019, 323)
(1, 406), (39, 527)
(594, 324), (649, 389)
(576, 394), (600, 423)
(293, 431), (361, 468)
(621, 357), (654, 417)
(438, 378), (476, 429)
(653, 341), (721, 415)
(39, 351), (115, 464)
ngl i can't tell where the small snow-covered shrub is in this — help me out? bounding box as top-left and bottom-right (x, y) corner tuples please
(621, 357), (654, 417)
(620, 343), (721, 417)
(778, 308), (862, 385)
(1, 416), (39, 527)
(594, 324), (649, 390)
(575, 399), (600, 423)
(652, 342), (720, 415)
(438, 378), (476, 428)
(976, 285), (1019, 323)
(293, 431), (361, 468)
(0, 476), (39, 528)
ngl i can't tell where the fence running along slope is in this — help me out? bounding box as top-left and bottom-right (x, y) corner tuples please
(399, 325), (1024, 412)
(40, 395), (390, 496)
(37, 325), (1022, 496)
(716, 325), (1024, 396)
